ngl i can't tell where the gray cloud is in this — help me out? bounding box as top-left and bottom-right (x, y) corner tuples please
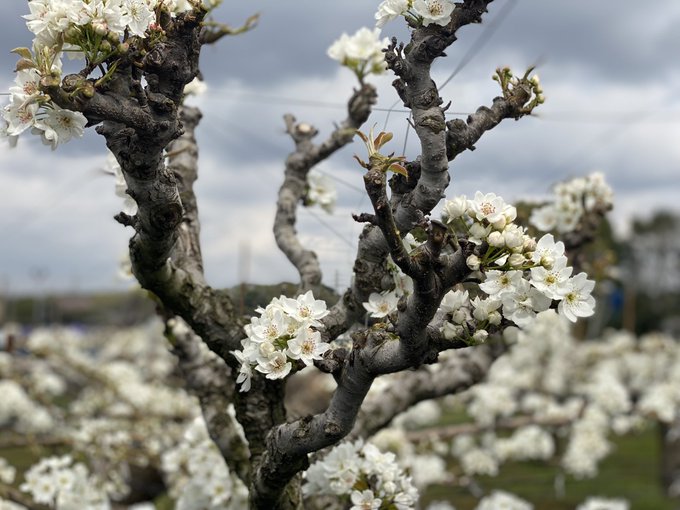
(1, 1), (680, 293)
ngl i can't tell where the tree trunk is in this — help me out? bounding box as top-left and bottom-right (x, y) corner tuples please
(659, 421), (680, 499)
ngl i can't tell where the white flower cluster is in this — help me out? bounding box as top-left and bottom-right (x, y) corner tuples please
(451, 424), (555, 478)
(443, 312), (680, 483)
(20, 455), (110, 509)
(232, 290), (331, 391)
(576, 497), (629, 510)
(24, 0), (217, 46)
(1, 322), (206, 504)
(561, 406), (612, 478)
(475, 490), (533, 510)
(161, 416), (248, 510)
(3, 0), (216, 148)
(530, 172), (614, 234)
(0, 379), (54, 433)
(0, 457), (17, 484)
(304, 439), (419, 509)
(375, 0), (456, 28)
(327, 27), (389, 80)
(306, 170), (337, 214)
(3, 66), (87, 149)
(369, 421), (451, 490)
(439, 191), (595, 343)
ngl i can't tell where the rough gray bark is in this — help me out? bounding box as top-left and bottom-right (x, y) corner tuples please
(45, 12), (245, 367)
(660, 421), (680, 498)
(167, 105), (205, 276)
(168, 323), (250, 485)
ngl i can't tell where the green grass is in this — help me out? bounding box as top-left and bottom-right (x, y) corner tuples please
(422, 425), (675, 509)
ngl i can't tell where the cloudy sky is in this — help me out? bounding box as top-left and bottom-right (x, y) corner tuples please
(1, 1), (679, 295)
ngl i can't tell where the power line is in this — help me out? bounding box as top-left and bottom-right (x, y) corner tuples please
(382, 0), (518, 132)
(314, 168), (364, 194)
(439, 0), (519, 91)
(302, 207), (356, 249)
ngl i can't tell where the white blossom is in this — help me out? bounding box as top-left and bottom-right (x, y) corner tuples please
(529, 256), (572, 299)
(328, 27), (388, 77)
(558, 272), (596, 322)
(123, 0), (155, 37)
(412, 0), (455, 27)
(375, 0), (410, 28)
(475, 491), (533, 510)
(363, 290), (399, 318)
(576, 497), (629, 510)
(307, 170), (337, 214)
(442, 195), (468, 223)
(34, 107), (88, 149)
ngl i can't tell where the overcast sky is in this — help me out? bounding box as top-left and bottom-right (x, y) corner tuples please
(1, 1), (679, 295)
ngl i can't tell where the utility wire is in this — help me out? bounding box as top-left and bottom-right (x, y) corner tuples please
(382, 0), (518, 132)
(302, 207), (356, 249)
(439, 0), (519, 92)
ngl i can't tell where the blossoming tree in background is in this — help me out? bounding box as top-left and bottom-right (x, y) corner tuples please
(1, 0), (650, 509)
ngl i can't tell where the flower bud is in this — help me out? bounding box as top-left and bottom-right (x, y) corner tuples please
(466, 254), (480, 271)
(503, 225), (524, 249)
(93, 22), (109, 36)
(442, 322), (463, 340)
(488, 311), (502, 326)
(64, 26), (81, 43)
(487, 231), (505, 248)
(541, 255), (555, 270)
(80, 82), (95, 98)
(452, 309), (468, 325)
(469, 222), (489, 240)
(523, 236), (537, 252)
(99, 40), (112, 53)
(473, 307), (488, 322)
(508, 253), (524, 267)
(491, 216), (506, 231)
(442, 196), (467, 222)
(259, 342), (275, 358)
(107, 31), (121, 44)
(471, 329), (489, 344)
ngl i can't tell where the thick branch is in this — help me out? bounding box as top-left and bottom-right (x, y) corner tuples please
(167, 105), (204, 276)
(351, 344), (494, 440)
(90, 15), (244, 367)
(0, 482), (50, 510)
(405, 413), (575, 443)
(445, 90), (533, 161)
(358, 168), (415, 276)
(169, 323), (251, 485)
(252, 305), (482, 507)
(274, 85), (376, 291)
(322, 2), (499, 341)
